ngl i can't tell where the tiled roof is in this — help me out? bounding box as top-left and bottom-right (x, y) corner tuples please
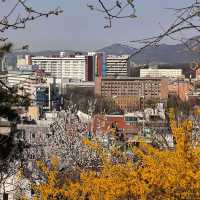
(92, 115), (140, 134)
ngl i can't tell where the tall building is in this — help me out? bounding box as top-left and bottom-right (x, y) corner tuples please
(88, 52), (106, 78)
(106, 55), (130, 77)
(140, 68), (183, 78)
(32, 55), (95, 82)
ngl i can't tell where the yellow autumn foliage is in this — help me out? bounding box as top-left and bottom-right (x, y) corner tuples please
(32, 156), (68, 200)
(31, 109), (200, 200)
(194, 107), (200, 116)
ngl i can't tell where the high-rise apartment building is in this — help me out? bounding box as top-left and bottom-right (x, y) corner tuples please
(88, 52), (106, 78)
(32, 55), (95, 81)
(106, 55), (130, 77)
(32, 53), (130, 81)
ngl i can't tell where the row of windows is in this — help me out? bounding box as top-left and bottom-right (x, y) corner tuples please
(101, 90), (159, 95)
(102, 86), (160, 90)
(103, 82), (160, 85)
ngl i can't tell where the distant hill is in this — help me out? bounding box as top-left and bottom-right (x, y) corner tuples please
(5, 36), (200, 67)
(98, 43), (138, 56)
(98, 37), (200, 64)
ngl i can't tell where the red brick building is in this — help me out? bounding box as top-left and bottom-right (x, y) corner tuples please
(168, 80), (192, 101)
(92, 114), (139, 136)
(95, 77), (168, 111)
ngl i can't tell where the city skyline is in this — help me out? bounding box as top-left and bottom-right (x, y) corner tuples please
(3, 0), (198, 51)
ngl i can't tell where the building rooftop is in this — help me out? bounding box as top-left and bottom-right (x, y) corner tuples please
(107, 55), (130, 59)
(7, 70), (33, 75)
(101, 77), (167, 81)
(32, 55), (86, 59)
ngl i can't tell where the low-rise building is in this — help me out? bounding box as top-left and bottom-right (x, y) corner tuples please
(95, 77), (168, 111)
(6, 70), (34, 87)
(17, 54), (32, 66)
(6, 70), (59, 110)
(27, 106), (40, 120)
(168, 80), (192, 101)
(140, 68), (183, 79)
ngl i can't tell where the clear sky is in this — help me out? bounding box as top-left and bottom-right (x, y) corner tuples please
(3, 0), (197, 51)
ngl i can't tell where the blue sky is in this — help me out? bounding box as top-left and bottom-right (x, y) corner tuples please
(3, 0), (197, 51)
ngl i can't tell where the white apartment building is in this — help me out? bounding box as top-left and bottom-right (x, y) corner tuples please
(32, 55), (88, 81)
(6, 71), (34, 87)
(140, 68), (183, 78)
(6, 70), (45, 93)
(106, 55), (130, 77)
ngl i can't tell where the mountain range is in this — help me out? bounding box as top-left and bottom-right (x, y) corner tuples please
(5, 36), (200, 66)
(98, 37), (200, 64)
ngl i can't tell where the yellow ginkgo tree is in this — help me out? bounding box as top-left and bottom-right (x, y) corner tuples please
(29, 109), (200, 200)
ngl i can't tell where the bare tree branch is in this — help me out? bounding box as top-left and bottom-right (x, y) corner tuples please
(0, 0), (63, 42)
(88, 0), (136, 28)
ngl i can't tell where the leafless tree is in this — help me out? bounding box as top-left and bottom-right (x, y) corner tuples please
(88, 0), (136, 28)
(0, 0), (62, 43)
(129, 1), (200, 60)
(89, 0), (200, 70)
